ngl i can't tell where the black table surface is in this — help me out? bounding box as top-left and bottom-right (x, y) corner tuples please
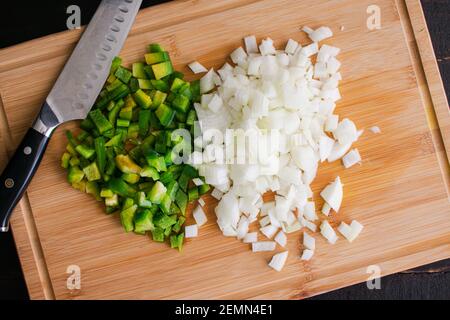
(0, 0), (449, 300)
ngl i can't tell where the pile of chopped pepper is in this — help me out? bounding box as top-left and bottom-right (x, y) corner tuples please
(60, 44), (209, 251)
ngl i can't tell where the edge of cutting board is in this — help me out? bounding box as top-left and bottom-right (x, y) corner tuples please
(0, 0), (448, 300)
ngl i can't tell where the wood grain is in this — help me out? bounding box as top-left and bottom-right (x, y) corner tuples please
(0, 0), (449, 300)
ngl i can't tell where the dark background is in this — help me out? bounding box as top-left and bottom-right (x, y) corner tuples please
(0, 0), (449, 300)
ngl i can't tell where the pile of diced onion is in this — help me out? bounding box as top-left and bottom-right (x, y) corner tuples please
(184, 26), (378, 272)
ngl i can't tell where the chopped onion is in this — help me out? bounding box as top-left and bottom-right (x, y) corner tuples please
(185, 224), (199, 238)
(268, 251), (289, 271)
(237, 216), (250, 239)
(198, 197), (206, 207)
(308, 26), (333, 42)
(193, 205), (208, 227)
(370, 126), (381, 134)
(285, 39), (299, 55)
(211, 188), (223, 200)
(303, 232), (315, 250)
(260, 224), (279, 239)
(301, 249), (314, 261)
(274, 230), (287, 247)
(244, 35), (258, 54)
(192, 178), (204, 186)
(188, 61), (208, 74)
(243, 232), (258, 243)
(320, 176), (343, 212)
(320, 220), (338, 244)
(342, 148), (361, 168)
(252, 241), (276, 252)
(321, 202), (331, 216)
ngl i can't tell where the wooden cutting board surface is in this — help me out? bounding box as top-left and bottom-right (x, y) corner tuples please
(0, 0), (449, 300)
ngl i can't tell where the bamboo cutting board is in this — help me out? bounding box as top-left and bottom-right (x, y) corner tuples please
(0, 0), (449, 300)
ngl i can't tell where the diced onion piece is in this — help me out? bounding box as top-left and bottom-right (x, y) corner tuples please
(333, 118), (358, 145)
(302, 26), (314, 34)
(198, 197), (206, 207)
(337, 222), (353, 240)
(325, 115), (339, 132)
(185, 224), (198, 238)
(230, 46), (248, 65)
(342, 148), (361, 168)
(244, 35), (258, 54)
(299, 217), (317, 232)
(319, 135), (335, 162)
(208, 94), (223, 113)
(268, 251), (288, 271)
(285, 39), (299, 54)
(321, 202), (331, 216)
(302, 201), (318, 221)
(200, 69), (216, 93)
(192, 178), (204, 186)
(327, 141), (352, 162)
(370, 126), (381, 134)
(193, 205), (208, 227)
(243, 232), (258, 243)
(349, 220), (364, 242)
(274, 230), (287, 247)
(301, 249), (314, 261)
(308, 26), (333, 42)
(320, 176), (343, 212)
(260, 224), (279, 239)
(211, 188), (223, 200)
(237, 216), (250, 239)
(320, 220), (338, 244)
(284, 220), (302, 233)
(259, 38), (276, 55)
(252, 241), (276, 252)
(188, 61), (208, 74)
(303, 232), (315, 250)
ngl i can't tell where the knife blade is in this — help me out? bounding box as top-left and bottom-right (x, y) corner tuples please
(0, 0), (142, 232)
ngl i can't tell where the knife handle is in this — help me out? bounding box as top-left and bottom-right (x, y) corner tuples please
(0, 128), (50, 232)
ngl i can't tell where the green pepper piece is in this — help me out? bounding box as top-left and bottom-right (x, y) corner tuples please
(127, 123), (140, 140)
(166, 181), (179, 201)
(65, 130), (78, 147)
(120, 204), (137, 232)
(145, 51), (170, 65)
(69, 156), (80, 167)
(133, 89), (152, 109)
(67, 166), (85, 184)
(122, 173), (140, 184)
(175, 189), (188, 216)
(172, 94), (190, 113)
(115, 66), (132, 83)
(150, 79), (169, 92)
(105, 194), (119, 207)
(61, 152), (71, 169)
(105, 134), (122, 147)
(106, 78), (123, 92)
(83, 162), (101, 181)
(100, 188), (114, 198)
(170, 78), (185, 93)
(170, 233), (184, 251)
(159, 194), (172, 215)
(199, 183), (211, 195)
(75, 144), (95, 160)
(153, 211), (177, 229)
(140, 166), (160, 181)
(148, 181), (167, 204)
(155, 103), (175, 127)
(108, 178), (136, 197)
(152, 61), (173, 80)
(151, 227), (164, 242)
(89, 109), (113, 134)
(115, 154), (142, 174)
(86, 181), (101, 201)
(148, 43), (164, 53)
(134, 209), (155, 234)
(132, 62), (148, 79)
(136, 191), (152, 209)
(94, 137), (106, 175)
(188, 187), (199, 202)
(151, 90), (167, 109)
(145, 151), (167, 172)
(138, 79), (152, 90)
(138, 109), (151, 137)
(117, 119), (130, 127)
(110, 56), (122, 74)
(108, 84), (130, 101)
(80, 118), (95, 131)
(186, 109), (197, 126)
(190, 79), (201, 102)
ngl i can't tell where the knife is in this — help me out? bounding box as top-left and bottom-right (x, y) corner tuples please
(0, 0), (142, 232)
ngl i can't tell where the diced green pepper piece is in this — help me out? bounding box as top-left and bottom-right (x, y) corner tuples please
(140, 166), (160, 180)
(134, 209), (155, 233)
(122, 173), (140, 184)
(80, 118), (95, 131)
(94, 137), (106, 175)
(186, 109), (197, 126)
(68, 166), (85, 184)
(164, 225), (172, 237)
(191, 79), (201, 102)
(152, 61), (173, 80)
(110, 56), (122, 74)
(106, 73), (117, 84)
(153, 211), (177, 229)
(170, 233), (184, 251)
(148, 43), (164, 53)
(137, 191), (152, 209)
(120, 204), (137, 232)
(188, 187), (199, 202)
(132, 62), (148, 79)
(138, 109), (151, 137)
(172, 94), (190, 113)
(127, 123), (140, 140)
(151, 227), (164, 242)
(115, 66), (132, 84)
(83, 162), (101, 181)
(65, 130), (78, 147)
(145, 151), (167, 172)
(86, 181), (101, 201)
(61, 152), (71, 169)
(148, 181), (167, 204)
(170, 78), (185, 93)
(75, 144), (95, 160)
(117, 118), (130, 127)
(159, 171), (174, 185)
(175, 189), (188, 216)
(199, 183), (211, 195)
(108, 84), (130, 101)
(106, 78), (123, 92)
(123, 197), (135, 210)
(105, 134), (122, 147)
(105, 194), (119, 207)
(150, 79), (169, 92)
(133, 89), (152, 109)
(151, 90), (167, 109)
(100, 188), (114, 198)
(108, 178), (136, 197)
(166, 181), (179, 201)
(115, 154), (142, 174)
(159, 194), (172, 215)
(138, 79), (152, 90)
(72, 180), (86, 192)
(69, 156), (80, 167)
(145, 51), (170, 65)
(119, 106), (133, 121)
(89, 109), (113, 134)
(155, 103), (175, 127)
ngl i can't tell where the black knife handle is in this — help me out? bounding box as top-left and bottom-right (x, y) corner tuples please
(0, 128), (50, 231)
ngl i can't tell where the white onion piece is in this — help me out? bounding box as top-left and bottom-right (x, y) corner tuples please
(243, 232), (258, 243)
(303, 232), (315, 250)
(370, 126), (381, 134)
(327, 141), (352, 162)
(308, 26), (333, 42)
(193, 206), (208, 227)
(349, 220), (364, 242)
(301, 249), (314, 261)
(260, 224), (278, 239)
(244, 35), (258, 54)
(269, 251), (289, 271)
(185, 224), (198, 238)
(319, 135), (335, 162)
(188, 61), (208, 74)
(198, 197), (206, 207)
(302, 201), (318, 221)
(320, 176), (343, 212)
(211, 188), (223, 200)
(200, 69), (216, 93)
(259, 215), (271, 227)
(252, 241), (276, 252)
(237, 216), (250, 239)
(342, 148), (361, 168)
(274, 230), (287, 247)
(320, 220), (338, 244)
(285, 39), (299, 55)
(192, 178), (204, 186)
(321, 202), (331, 216)
(337, 222), (353, 239)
